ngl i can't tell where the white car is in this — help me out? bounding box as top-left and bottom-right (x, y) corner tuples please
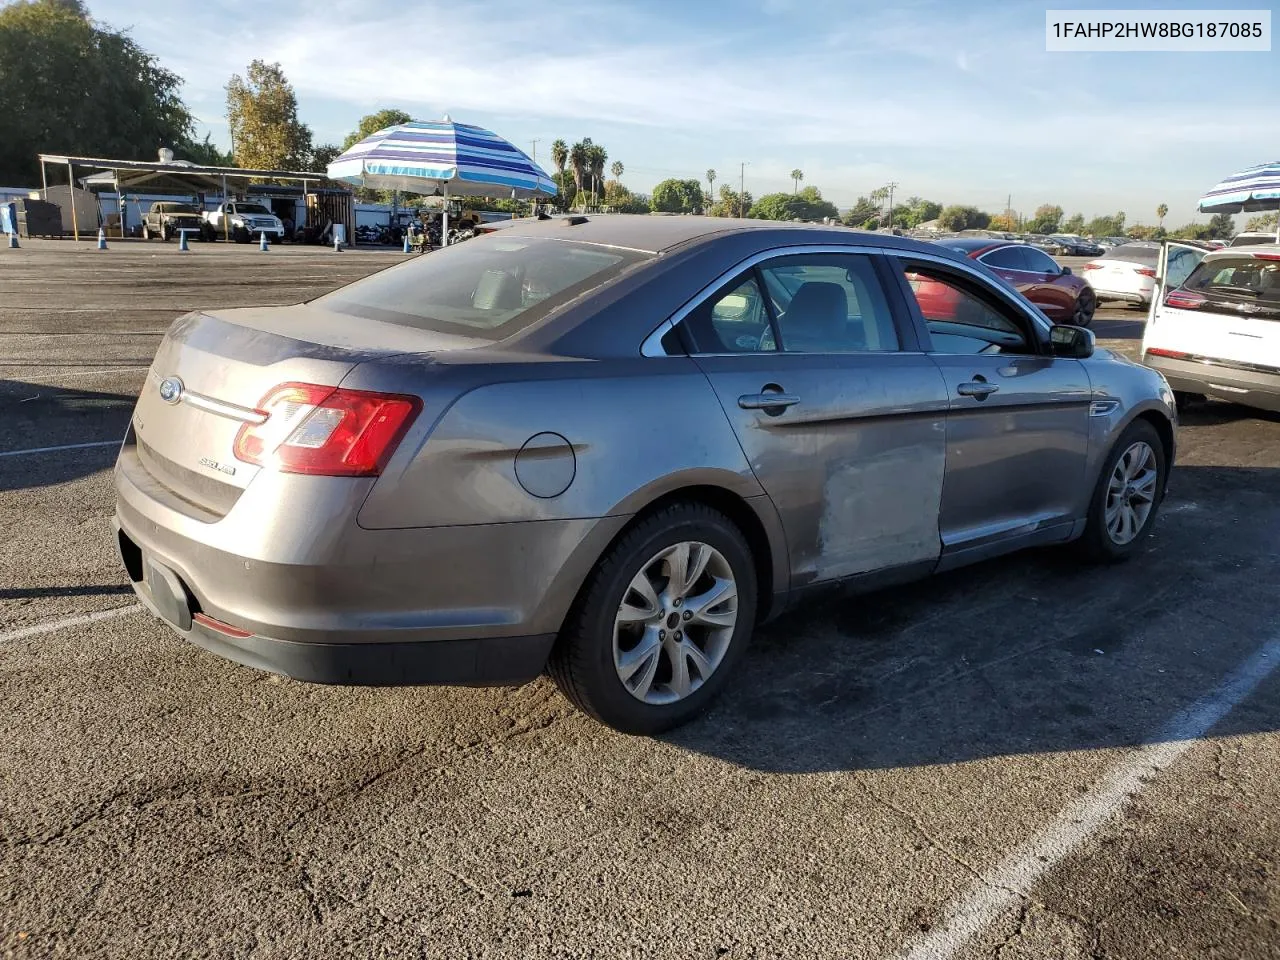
(1228, 231), (1279, 248)
(1081, 242), (1163, 307)
(1142, 243), (1280, 412)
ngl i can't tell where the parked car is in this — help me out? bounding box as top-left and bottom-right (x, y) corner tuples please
(930, 237), (1096, 325)
(141, 202), (204, 242)
(1028, 235), (1068, 256)
(1228, 231), (1279, 247)
(201, 202), (287, 243)
(114, 217), (1176, 733)
(1084, 241), (1212, 309)
(1143, 242), (1280, 412)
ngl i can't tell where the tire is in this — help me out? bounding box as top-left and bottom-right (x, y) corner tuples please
(1173, 391), (1205, 410)
(548, 503), (758, 735)
(1072, 287), (1096, 327)
(234, 227), (249, 244)
(160, 223), (170, 242)
(1076, 419), (1167, 563)
(141, 224), (151, 240)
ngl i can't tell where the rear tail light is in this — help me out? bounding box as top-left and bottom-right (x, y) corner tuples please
(1253, 252), (1280, 261)
(1134, 267), (1157, 278)
(233, 382), (421, 476)
(1164, 290), (1206, 309)
(1082, 262), (1103, 271)
(1146, 348), (1191, 359)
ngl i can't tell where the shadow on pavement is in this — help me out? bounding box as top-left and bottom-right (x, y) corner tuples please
(0, 380), (134, 490)
(0, 584), (133, 599)
(667, 464), (1280, 773)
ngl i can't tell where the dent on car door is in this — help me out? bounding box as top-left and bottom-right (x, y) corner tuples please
(895, 257), (1092, 562)
(676, 252), (950, 587)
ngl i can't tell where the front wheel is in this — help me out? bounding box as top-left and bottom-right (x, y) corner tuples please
(1072, 287), (1096, 327)
(1076, 419), (1167, 562)
(160, 223), (170, 242)
(141, 224), (151, 240)
(548, 503), (758, 734)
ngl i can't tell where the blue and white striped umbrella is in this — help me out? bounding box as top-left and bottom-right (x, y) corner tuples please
(1197, 161), (1280, 214)
(326, 116), (558, 200)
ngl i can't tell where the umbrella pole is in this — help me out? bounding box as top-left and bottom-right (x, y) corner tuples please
(442, 184), (449, 247)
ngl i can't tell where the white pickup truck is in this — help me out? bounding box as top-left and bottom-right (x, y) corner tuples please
(201, 202), (287, 243)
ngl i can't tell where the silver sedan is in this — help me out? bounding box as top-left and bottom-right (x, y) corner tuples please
(114, 216), (1178, 733)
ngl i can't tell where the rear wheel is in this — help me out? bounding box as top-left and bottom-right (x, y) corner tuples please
(1076, 419), (1167, 562)
(141, 224), (151, 240)
(1072, 287), (1096, 327)
(548, 503), (758, 735)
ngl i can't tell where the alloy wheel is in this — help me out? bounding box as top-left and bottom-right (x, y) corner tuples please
(1104, 441), (1158, 545)
(612, 541), (738, 705)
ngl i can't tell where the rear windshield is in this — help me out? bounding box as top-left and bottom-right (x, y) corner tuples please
(1183, 255), (1280, 303)
(1105, 244), (1159, 265)
(156, 204), (198, 214)
(314, 236), (649, 339)
(1229, 234), (1279, 247)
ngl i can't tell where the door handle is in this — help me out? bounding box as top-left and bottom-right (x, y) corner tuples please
(738, 392), (801, 411)
(957, 381), (999, 399)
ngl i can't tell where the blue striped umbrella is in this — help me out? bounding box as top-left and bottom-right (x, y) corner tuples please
(326, 116), (557, 200)
(1197, 161), (1280, 214)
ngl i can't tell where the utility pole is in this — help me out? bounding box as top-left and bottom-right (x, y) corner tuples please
(1007, 193), (1012, 228)
(885, 181), (899, 231)
(530, 139), (539, 165)
(739, 161), (748, 218)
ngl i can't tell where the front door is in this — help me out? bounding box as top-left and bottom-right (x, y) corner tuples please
(677, 252), (950, 587)
(895, 257), (1092, 560)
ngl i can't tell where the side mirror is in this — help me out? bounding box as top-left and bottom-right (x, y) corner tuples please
(1060, 265), (1073, 276)
(1050, 324), (1094, 358)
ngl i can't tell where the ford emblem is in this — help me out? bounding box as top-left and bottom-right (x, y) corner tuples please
(158, 377), (184, 404)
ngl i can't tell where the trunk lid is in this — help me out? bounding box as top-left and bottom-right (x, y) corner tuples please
(128, 306), (484, 518)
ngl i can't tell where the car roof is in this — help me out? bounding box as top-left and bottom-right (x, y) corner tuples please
(931, 237), (1002, 253)
(1206, 243), (1280, 259)
(486, 214), (950, 257)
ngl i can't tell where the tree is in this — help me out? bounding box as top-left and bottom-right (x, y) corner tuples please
(341, 109), (411, 152)
(610, 160), (623, 180)
(550, 139), (568, 176)
(1245, 211), (1277, 232)
(706, 168), (716, 198)
(748, 186), (839, 223)
(1083, 211), (1125, 237)
(709, 184), (752, 217)
(1156, 203), (1168, 228)
(897, 197), (942, 228)
(309, 143), (341, 173)
(842, 196), (881, 228)
(650, 178), (703, 214)
(988, 213), (1017, 232)
(177, 133), (232, 167)
(1027, 204), (1063, 234)
(1170, 221), (1214, 240)
(553, 169), (576, 211)
(1207, 212), (1236, 239)
(586, 142), (607, 205)
(603, 179), (647, 214)
(1061, 212), (1085, 234)
(0, 0), (196, 185)
(937, 205), (990, 232)
(226, 60), (313, 170)
(790, 168), (804, 194)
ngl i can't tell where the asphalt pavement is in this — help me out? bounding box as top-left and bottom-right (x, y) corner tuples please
(2, 240), (1278, 959)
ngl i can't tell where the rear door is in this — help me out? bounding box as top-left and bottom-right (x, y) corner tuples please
(892, 255), (1092, 562)
(678, 251), (950, 586)
(1146, 247), (1280, 368)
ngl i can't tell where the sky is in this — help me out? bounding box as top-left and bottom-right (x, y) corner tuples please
(83, 0), (1279, 226)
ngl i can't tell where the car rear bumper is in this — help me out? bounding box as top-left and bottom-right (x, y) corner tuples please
(1144, 353), (1280, 412)
(1090, 288), (1149, 305)
(113, 454), (628, 686)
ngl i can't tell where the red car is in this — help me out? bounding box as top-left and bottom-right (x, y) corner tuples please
(913, 238), (1096, 327)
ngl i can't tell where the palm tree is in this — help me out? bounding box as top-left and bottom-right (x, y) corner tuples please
(1156, 203), (1168, 228)
(586, 143), (607, 208)
(706, 168), (716, 198)
(551, 139), (568, 176)
(610, 161), (623, 180)
(569, 140), (588, 205)
(790, 169), (804, 194)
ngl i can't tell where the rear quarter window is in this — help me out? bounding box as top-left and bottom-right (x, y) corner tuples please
(1184, 256), (1280, 301)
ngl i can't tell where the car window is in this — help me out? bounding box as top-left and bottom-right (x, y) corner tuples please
(899, 263), (1031, 355)
(978, 246), (1026, 270)
(683, 273), (775, 353)
(1106, 244), (1159, 265)
(316, 236), (649, 340)
(757, 255), (899, 352)
(237, 204), (272, 215)
(1183, 255), (1280, 301)
(1023, 248), (1060, 274)
(1166, 247), (1206, 288)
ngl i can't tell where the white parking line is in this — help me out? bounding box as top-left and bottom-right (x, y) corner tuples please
(0, 604), (140, 644)
(0, 440), (120, 458)
(0, 365), (150, 380)
(895, 634), (1280, 960)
